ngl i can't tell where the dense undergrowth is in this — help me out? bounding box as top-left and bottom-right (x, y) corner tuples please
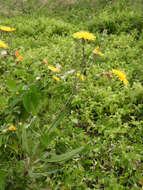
(0, 0), (143, 189)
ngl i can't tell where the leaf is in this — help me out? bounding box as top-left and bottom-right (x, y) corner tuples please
(0, 170), (6, 190)
(47, 111), (65, 134)
(22, 127), (29, 154)
(0, 96), (7, 108)
(47, 146), (84, 163)
(0, 136), (2, 147)
(7, 76), (17, 91)
(40, 131), (57, 148)
(23, 91), (40, 115)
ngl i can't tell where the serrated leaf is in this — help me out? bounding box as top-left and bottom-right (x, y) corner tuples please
(47, 146), (84, 163)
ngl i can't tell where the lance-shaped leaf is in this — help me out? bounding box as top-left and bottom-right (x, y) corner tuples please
(47, 146), (84, 163)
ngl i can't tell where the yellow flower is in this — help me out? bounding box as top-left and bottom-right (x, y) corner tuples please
(76, 72), (85, 81)
(80, 74), (85, 81)
(16, 91), (19, 95)
(112, 69), (128, 85)
(17, 56), (23, 62)
(72, 31), (96, 41)
(76, 72), (80, 77)
(9, 125), (16, 131)
(48, 65), (59, 72)
(0, 40), (8, 49)
(0, 25), (16, 32)
(93, 46), (104, 56)
(53, 75), (60, 81)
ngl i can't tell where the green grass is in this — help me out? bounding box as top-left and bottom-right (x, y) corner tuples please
(0, 0), (143, 189)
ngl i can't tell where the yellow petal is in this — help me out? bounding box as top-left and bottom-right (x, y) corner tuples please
(9, 125), (16, 131)
(53, 75), (60, 81)
(0, 25), (16, 32)
(48, 65), (59, 72)
(0, 40), (8, 49)
(80, 74), (85, 81)
(76, 72), (80, 77)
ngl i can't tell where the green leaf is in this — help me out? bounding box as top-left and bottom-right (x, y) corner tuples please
(0, 136), (2, 147)
(23, 91), (40, 115)
(0, 170), (5, 190)
(22, 127), (29, 154)
(47, 146), (84, 163)
(47, 111), (65, 134)
(7, 76), (17, 91)
(0, 96), (7, 108)
(40, 131), (57, 148)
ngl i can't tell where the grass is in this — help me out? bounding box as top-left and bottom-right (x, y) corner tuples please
(0, 0), (143, 189)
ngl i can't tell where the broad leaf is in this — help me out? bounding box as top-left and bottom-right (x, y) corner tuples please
(7, 76), (17, 91)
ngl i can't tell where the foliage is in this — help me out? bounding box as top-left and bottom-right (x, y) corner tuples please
(0, 0), (143, 189)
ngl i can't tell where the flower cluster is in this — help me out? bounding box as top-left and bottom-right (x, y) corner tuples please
(0, 25), (16, 49)
(76, 72), (85, 81)
(15, 50), (23, 62)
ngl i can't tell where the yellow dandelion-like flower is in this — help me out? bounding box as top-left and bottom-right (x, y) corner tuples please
(0, 25), (16, 32)
(76, 72), (85, 81)
(72, 31), (96, 41)
(53, 75), (60, 81)
(17, 56), (23, 62)
(48, 65), (59, 72)
(93, 46), (104, 56)
(76, 72), (80, 77)
(0, 40), (8, 49)
(112, 69), (128, 85)
(9, 125), (16, 131)
(80, 74), (85, 81)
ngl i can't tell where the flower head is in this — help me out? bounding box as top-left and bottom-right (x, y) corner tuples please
(80, 74), (85, 81)
(76, 72), (80, 77)
(112, 69), (128, 85)
(17, 56), (23, 62)
(15, 50), (19, 57)
(76, 72), (85, 81)
(53, 75), (60, 81)
(48, 65), (59, 72)
(93, 46), (104, 56)
(43, 58), (47, 64)
(0, 40), (8, 49)
(72, 31), (96, 41)
(0, 25), (16, 32)
(9, 125), (16, 131)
